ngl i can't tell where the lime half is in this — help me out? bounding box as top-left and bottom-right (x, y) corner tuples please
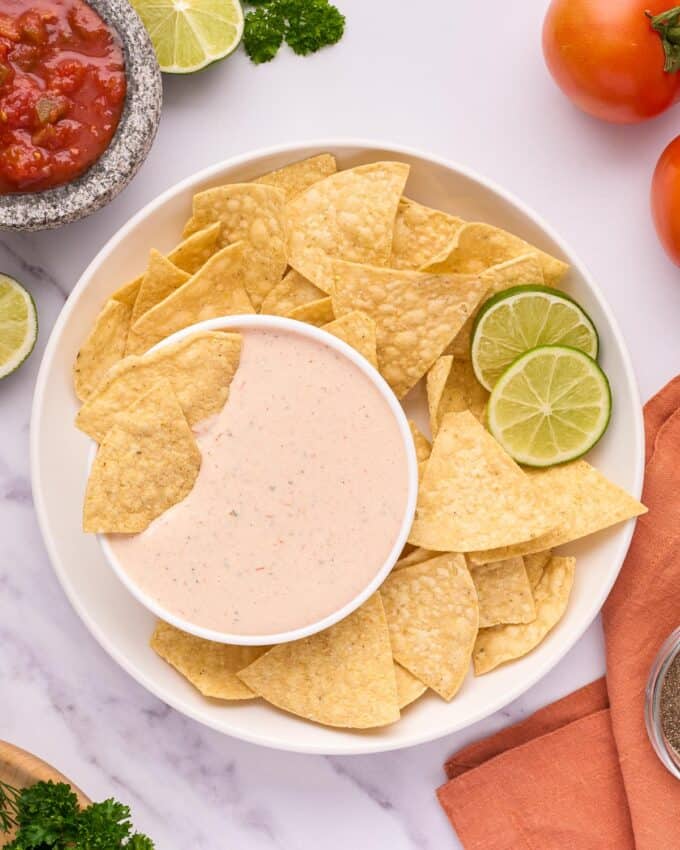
(471, 285), (599, 391)
(0, 274), (37, 380)
(132, 0), (244, 74)
(487, 345), (611, 467)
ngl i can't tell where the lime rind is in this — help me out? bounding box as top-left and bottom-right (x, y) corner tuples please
(0, 273), (38, 380)
(487, 345), (611, 468)
(470, 285), (599, 392)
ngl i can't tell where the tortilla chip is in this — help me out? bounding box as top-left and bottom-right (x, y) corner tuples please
(183, 184), (287, 309)
(380, 554), (478, 700)
(254, 153), (337, 200)
(470, 557), (536, 628)
(73, 299), (132, 401)
(237, 594), (399, 728)
(425, 222), (568, 285)
(331, 260), (487, 398)
(473, 556), (575, 674)
(150, 620), (268, 700)
(130, 250), (190, 326)
(322, 311), (378, 368)
(76, 331), (242, 442)
(524, 551), (552, 589)
(393, 547), (437, 570)
(394, 662), (427, 708)
(83, 381), (201, 533)
(111, 277), (143, 308)
(285, 161), (410, 292)
(446, 254), (545, 358)
(468, 460), (647, 564)
(125, 242), (254, 355)
(408, 411), (554, 552)
(427, 355), (489, 436)
(408, 420), (431, 464)
(260, 269), (325, 316)
(390, 198), (464, 270)
(287, 296), (334, 327)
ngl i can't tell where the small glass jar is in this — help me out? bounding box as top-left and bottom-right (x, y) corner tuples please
(645, 626), (680, 779)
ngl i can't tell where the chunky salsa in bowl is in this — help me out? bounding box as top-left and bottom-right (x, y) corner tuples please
(0, 0), (160, 229)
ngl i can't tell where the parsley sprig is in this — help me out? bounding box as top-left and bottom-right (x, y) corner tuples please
(0, 779), (154, 849)
(244, 0), (346, 65)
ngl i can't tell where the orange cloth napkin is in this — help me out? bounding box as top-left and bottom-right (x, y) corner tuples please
(437, 376), (680, 850)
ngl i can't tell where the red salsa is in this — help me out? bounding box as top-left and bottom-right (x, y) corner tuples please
(0, 0), (126, 193)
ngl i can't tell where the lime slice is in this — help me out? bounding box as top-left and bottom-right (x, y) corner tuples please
(0, 274), (37, 380)
(487, 345), (611, 467)
(471, 285), (599, 391)
(131, 0), (244, 74)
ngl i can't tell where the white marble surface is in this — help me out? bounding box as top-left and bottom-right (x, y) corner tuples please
(2, 0), (680, 846)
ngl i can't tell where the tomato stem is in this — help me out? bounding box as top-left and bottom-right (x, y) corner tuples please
(647, 7), (680, 72)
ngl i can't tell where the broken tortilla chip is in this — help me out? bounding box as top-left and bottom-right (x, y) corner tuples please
(470, 557), (536, 628)
(130, 250), (190, 327)
(408, 411), (555, 552)
(284, 161), (410, 292)
(394, 662), (427, 708)
(390, 197), (464, 270)
(254, 153), (337, 200)
(83, 381), (201, 533)
(150, 620), (268, 700)
(237, 594), (399, 728)
(125, 242), (254, 355)
(426, 355), (489, 436)
(76, 331), (242, 442)
(393, 547), (437, 570)
(73, 299), (132, 401)
(424, 222), (568, 286)
(467, 460), (647, 564)
(287, 296), (334, 327)
(380, 554), (478, 701)
(524, 551), (552, 590)
(322, 311), (378, 368)
(331, 260), (487, 398)
(260, 268), (325, 316)
(473, 556), (575, 674)
(408, 420), (431, 464)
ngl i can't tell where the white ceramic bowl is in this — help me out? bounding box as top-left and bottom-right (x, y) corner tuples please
(31, 140), (644, 754)
(96, 314), (419, 646)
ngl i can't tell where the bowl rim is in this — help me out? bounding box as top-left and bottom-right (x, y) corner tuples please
(30, 138), (645, 754)
(94, 314), (419, 646)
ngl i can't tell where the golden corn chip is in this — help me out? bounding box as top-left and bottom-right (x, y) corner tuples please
(524, 551), (552, 590)
(470, 557), (536, 628)
(394, 662), (427, 709)
(409, 411), (555, 552)
(446, 254), (545, 358)
(426, 355), (489, 436)
(254, 153), (337, 200)
(425, 222), (568, 285)
(393, 547), (437, 571)
(73, 299), (132, 401)
(408, 420), (431, 464)
(380, 553), (478, 701)
(468, 460), (647, 564)
(76, 331), (242, 442)
(83, 381), (201, 533)
(285, 161), (410, 292)
(260, 269), (325, 316)
(183, 184), (287, 309)
(287, 296), (334, 327)
(237, 594), (399, 729)
(331, 260), (487, 398)
(111, 276), (143, 308)
(322, 311), (378, 368)
(125, 242), (254, 355)
(130, 250), (190, 326)
(473, 556), (575, 674)
(390, 197), (464, 270)
(150, 620), (268, 700)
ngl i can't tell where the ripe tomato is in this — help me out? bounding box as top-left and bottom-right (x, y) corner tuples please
(543, 0), (680, 123)
(652, 135), (680, 265)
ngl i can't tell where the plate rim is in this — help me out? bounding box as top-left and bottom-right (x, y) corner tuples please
(30, 138), (645, 755)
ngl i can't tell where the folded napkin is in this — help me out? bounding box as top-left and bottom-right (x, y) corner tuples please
(438, 376), (680, 850)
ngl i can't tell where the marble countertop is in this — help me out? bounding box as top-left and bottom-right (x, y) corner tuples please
(2, 1), (680, 846)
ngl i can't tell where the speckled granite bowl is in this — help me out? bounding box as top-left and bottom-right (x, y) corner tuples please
(0, 0), (162, 231)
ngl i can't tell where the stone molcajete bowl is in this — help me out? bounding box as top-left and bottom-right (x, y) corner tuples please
(0, 0), (162, 231)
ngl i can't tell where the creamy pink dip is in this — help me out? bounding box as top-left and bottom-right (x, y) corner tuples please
(108, 328), (410, 636)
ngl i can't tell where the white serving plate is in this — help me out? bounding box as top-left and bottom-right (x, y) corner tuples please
(31, 140), (644, 755)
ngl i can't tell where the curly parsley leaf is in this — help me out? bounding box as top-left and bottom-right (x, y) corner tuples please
(244, 0), (345, 64)
(243, 4), (286, 64)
